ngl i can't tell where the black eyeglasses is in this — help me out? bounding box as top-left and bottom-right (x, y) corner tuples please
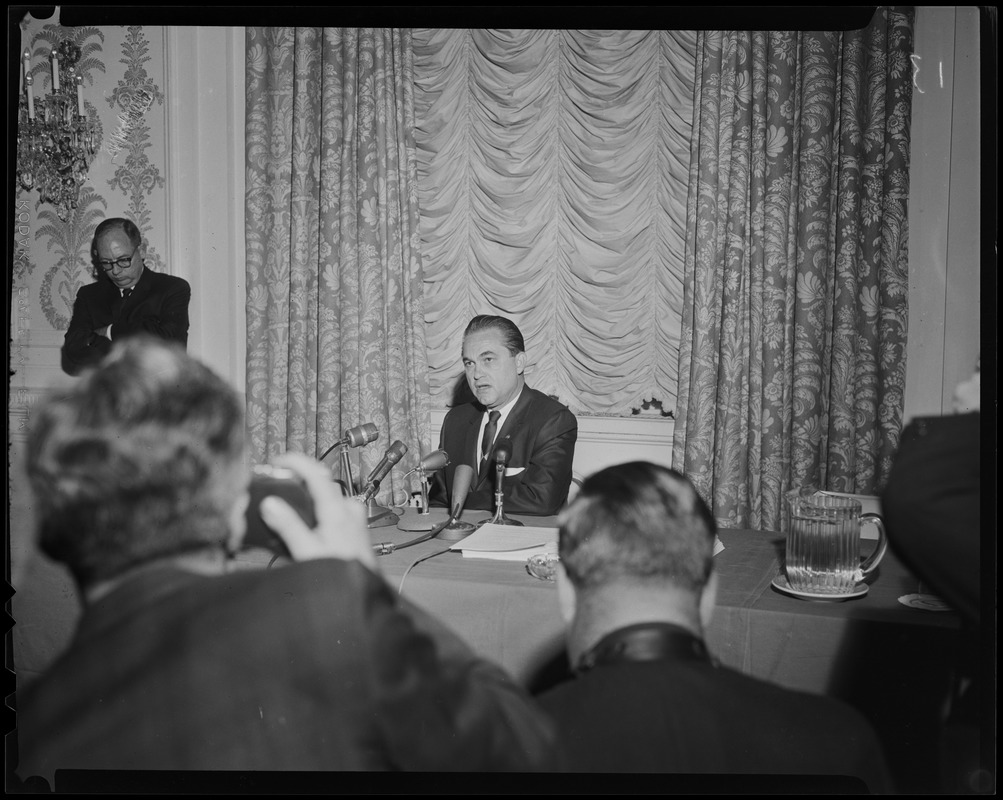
(96, 248), (138, 272)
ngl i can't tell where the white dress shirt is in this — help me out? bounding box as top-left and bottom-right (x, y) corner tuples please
(474, 386), (523, 466)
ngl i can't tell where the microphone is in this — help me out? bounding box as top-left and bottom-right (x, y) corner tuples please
(396, 448), (452, 533)
(342, 422), (379, 448)
(493, 439), (512, 466)
(319, 422), (378, 461)
(376, 462), (478, 553)
(436, 463), (477, 541)
(403, 448), (450, 478)
(362, 440), (408, 502)
(480, 437), (522, 527)
(450, 463), (475, 520)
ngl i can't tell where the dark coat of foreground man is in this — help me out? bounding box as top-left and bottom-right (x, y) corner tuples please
(15, 338), (555, 789)
(882, 400), (988, 794)
(534, 461), (894, 792)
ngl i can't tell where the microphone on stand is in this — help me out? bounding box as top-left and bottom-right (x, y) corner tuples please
(362, 440), (408, 528)
(494, 438), (512, 467)
(318, 423), (379, 497)
(436, 463), (477, 541)
(478, 438), (523, 528)
(318, 422), (379, 461)
(396, 449), (451, 533)
(402, 449), (450, 480)
(362, 440), (408, 501)
(373, 463), (476, 554)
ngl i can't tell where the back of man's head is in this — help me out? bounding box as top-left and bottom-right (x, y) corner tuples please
(558, 461), (717, 597)
(27, 337), (245, 590)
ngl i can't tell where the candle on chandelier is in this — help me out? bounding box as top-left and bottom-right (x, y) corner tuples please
(51, 49), (59, 92)
(76, 74), (85, 117)
(25, 73), (35, 120)
(23, 49), (30, 81)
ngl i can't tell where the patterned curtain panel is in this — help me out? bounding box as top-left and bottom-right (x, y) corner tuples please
(245, 28), (430, 502)
(673, 8), (914, 531)
(413, 29), (697, 415)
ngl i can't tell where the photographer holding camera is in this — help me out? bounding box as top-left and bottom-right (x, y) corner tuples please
(15, 337), (554, 787)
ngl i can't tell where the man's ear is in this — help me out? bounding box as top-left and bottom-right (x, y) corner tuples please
(515, 351), (527, 376)
(699, 569), (718, 630)
(556, 561), (576, 624)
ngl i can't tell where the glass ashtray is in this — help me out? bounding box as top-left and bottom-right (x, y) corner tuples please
(526, 552), (560, 582)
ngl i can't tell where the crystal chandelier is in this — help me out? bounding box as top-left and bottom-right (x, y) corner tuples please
(17, 40), (98, 222)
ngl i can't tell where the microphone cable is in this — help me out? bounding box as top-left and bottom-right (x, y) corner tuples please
(397, 546), (453, 595)
(372, 515), (453, 556)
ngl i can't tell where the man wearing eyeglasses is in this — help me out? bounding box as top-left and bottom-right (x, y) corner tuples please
(61, 217), (191, 376)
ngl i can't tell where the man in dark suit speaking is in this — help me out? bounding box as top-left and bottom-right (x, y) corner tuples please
(430, 315), (577, 516)
(61, 217), (190, 376)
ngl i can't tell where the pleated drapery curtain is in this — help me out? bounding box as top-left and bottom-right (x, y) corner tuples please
(673, 8), (914, 531)
(244, 28), (430, 503)
(413, 29), (697, 415)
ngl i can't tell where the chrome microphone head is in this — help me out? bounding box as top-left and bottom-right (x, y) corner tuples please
(345, 422), (379, 448)
(386, 440), (408, 463)
(404, 448), (451, 479)
(420, 449), (450, 473)
(493, 439), (512, 466)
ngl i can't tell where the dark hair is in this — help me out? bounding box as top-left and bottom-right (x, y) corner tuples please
(558, 461), (717, 594)
(92, 217), (142, 252)
(27, 337), (245, 589)
(463, 315), (526, 356)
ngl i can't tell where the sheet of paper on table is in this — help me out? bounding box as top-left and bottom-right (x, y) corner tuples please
(451, 523), (558, 561)
(453, 525), (724, 559)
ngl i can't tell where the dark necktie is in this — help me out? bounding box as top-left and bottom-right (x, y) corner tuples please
(122, 288), (133, 301)
(480, 410), (501, 463)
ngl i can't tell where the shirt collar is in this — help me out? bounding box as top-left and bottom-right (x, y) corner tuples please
(490, 385), (523, 423)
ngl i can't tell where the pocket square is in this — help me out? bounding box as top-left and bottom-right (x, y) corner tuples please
(505, 466), (525, 477)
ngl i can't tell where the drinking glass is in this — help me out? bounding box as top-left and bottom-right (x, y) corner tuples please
(785, 489), (887, 594)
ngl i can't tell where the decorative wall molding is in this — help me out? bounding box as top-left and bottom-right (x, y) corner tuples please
(107, 25), (166, 271)
(164, 26), (246, 392)
(904, 7), (981, 420)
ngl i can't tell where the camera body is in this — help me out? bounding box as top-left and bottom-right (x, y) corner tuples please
(243, 465), (318, 558)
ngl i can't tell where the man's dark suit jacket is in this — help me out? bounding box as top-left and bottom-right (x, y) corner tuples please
(882, 411), (981, 624)
(430, 385), (577, 516)
(61, 267), (191, 376)
(15, 558), (555, 785)
(535, 646), (894, 791)
(881, 411), (985, 793)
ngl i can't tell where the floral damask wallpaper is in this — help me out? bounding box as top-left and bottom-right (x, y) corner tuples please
(11, 13), (169, 422)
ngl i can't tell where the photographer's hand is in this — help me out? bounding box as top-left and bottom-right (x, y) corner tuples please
(259, 451), (377, 570)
